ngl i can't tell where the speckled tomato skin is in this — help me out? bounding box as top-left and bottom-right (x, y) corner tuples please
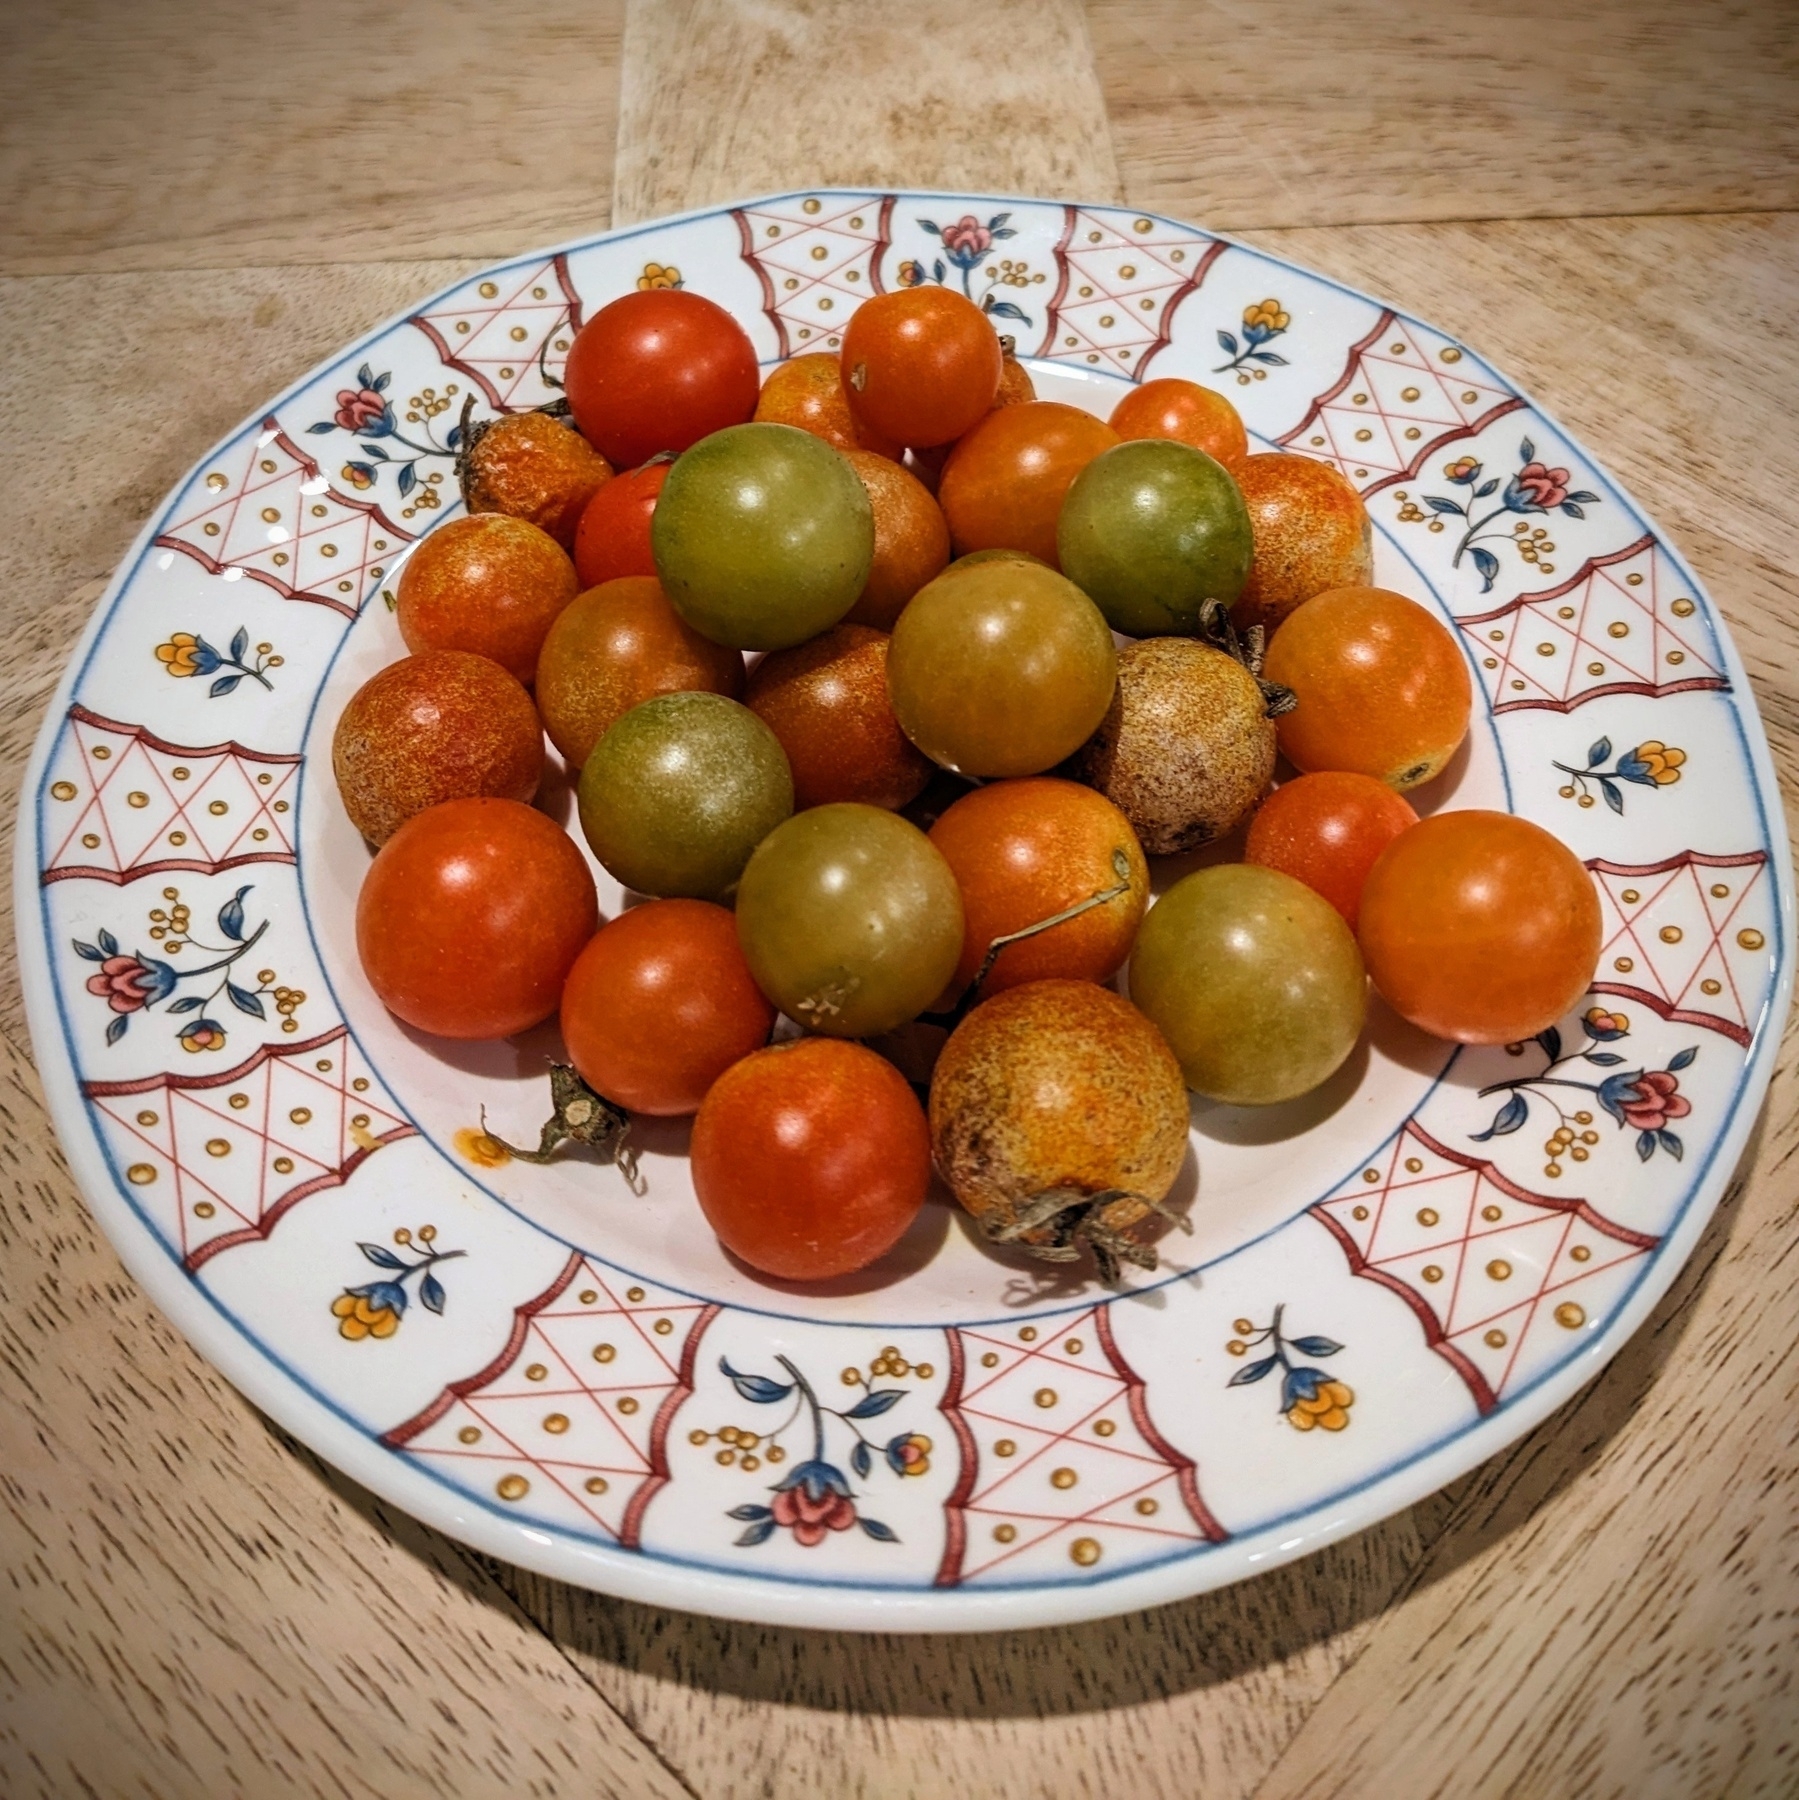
(463, 411), (614, 548)
(395, 513), (580, 685)
(840, 449), (951, 630)
(754, 353), (902, 460)
(535, 576), (745, 767)
(929, 980), (1189, 1239)
(1071, 640), (1275, 854)
(928, 777), (1148, 997)
(745, 624), (932, 811)
(1230, 453), (1374, 636)
(332, 650), (543, 845)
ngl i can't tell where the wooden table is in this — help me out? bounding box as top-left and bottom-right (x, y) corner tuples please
(3, 3), (1795, 1794)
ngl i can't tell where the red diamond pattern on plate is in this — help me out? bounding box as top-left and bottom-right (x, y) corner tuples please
(409, 256), (584, 413)
(732, 194), (894, 358)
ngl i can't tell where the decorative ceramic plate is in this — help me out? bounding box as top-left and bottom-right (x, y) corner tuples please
(19, 191), (1791, 1632)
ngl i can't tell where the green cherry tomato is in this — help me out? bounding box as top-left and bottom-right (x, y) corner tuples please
(1129, 863), (1366, 1105)
(887, 560), (1117, 777)
(1057, 438), (1253, 635)
(577, 691), (793, 898)
(651, 422), (875, 650)
(735, 803), (964, 1036)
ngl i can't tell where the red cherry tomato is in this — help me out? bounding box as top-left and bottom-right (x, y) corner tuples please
(356, 798), (598, 1039)
(573, 457), (672, 588)
(1244, 771), (1418, 928)
(559, 900), (775, 1115)
(564, 291), (759, 469)
(690, 1038), (931, 1280)
(840, 289), (1002, 449)
(1357, 810), (1602, 1044)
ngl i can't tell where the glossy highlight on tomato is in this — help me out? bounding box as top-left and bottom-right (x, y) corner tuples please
(1245, 771), (1418, 928)
(841, 288), (1002, 448)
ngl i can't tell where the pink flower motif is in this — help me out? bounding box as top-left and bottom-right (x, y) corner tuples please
(770, 1482), (858, 1547)
(1515, 460), (1571, 509)
(940, 215), (992, 258)
(85, 956), (161, 1014)
(333, 386), (388, 432)
(1619, 1069), (1692, 1132)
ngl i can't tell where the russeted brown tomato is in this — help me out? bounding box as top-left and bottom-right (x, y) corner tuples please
(839, 449), (951, 630)
(841, 288), (1002, 448)
(534, 576), (746, 767)
(333, 650), (543, 845)
(356, 797), (598, 1040)
(754, 352), (901, 459)
(1230, 454), (1374, 636)
(395, 513), (579, 686)
(744, 624), (932, 811)
(573, 457), (671, 589)
(928, 778), (1148, 999)
(461, 409), (613, 548)
(559, 900), (774, 1115)
(1244, 771), (1418, 928)
(691, 1038), (931, 1280)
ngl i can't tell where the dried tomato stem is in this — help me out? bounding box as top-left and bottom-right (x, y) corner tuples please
(965, 848), (1134, 999)
(482, 1064), (643, 1193)
(1196, 598), (1297, 718)
(979, 1184), (1191, 1285)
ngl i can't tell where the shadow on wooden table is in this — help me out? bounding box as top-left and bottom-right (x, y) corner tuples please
(280, 1112), (1760, 1722)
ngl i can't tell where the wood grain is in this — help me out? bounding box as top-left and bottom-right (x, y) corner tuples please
(1090, 0), (1799, 230)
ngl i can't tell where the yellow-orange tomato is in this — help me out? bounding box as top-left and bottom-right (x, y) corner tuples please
(396, 513), (580, 686)
(1231, 454), (1373, 635)
(1263, 586), (1472, 790)
(938, 402), (1120, 567)
(1109, 379), (1248, 468)
(928, 777), (1148, 999)
(1357, 810), (1602, 1044)
(840, 449), (951, 629)
(461, 410), (614, 548)
(754, 353), (901, 460)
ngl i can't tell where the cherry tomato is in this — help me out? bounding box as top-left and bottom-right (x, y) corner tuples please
(1130, 864), (1367, 1105)
(744, 624), (932, 811)
(735, 804), (963, 1037)
(395, 513), (579, 686)
(754, 352), (900, 459)
(938, 401), (1120, 567)
(535, 576), (745, 767)
(887, 560), (1116, 777)
(841, 288), (1002, 448)
(563, 290), (759, 469)
(1262, 586), (1473, 790)
(928, 778), (1148, 998)
(461, 410), (613, 548)
(356, 797), (598, 1040)
(559, 900), (774, 1115)
(1245, 771), (1419, 928)
(691, 1037), (931, 1280)
(333, 650), (543, 845)
(839, 448), (950, 630)
(573, 457), (672, 589)
(1357, 810), (1602, 1044)
(1109, 379), (1248, 468)
(1231, 454), (1373, 636)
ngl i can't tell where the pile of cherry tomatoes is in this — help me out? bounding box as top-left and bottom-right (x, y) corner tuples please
(338, 282), (1603, 1284)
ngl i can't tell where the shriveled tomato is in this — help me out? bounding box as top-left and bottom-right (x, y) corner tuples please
(1109, 379), (1248, 469)
(938, 401), (1120, 567)
(573, 457), (672, 589)
(928, 777), (1148, 998)
(1357, 810), (1602, 1044)
(356, 797), (598, 1039)
(559, 900), (774, 1115)
(461, 410), (613, 548)
(564, 290), (759, 469)
(691, 1038), (931, 1280)
(841, 288), (1002, 448)
(1262, 586), (1473, 790)
(1244, 771), (1418, 928)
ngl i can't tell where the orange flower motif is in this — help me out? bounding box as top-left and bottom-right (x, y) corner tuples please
(1444, 454), (1481, 482)
(637, 262), (683, 291)
(1287, 1379), (1354, 1432)
(155, 632), (207, 677)
(331, 1290), (402, 1340)
(1243, 298), (1290, 333)
(340, 462), (376, 491)
(1630, 741), (1686, 785)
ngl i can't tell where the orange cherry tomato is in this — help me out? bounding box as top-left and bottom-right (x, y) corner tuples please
(573, 457), (672, 589)
(1231, 454), (1373, 636)
(754, 352), (901, 459)
(1262, 586), (1473, 790)
(839, 449), (951, 629)
(929, 777), (1149, 998)
(1357, 810), (1602, 1044)
(1244, 771), (1418, 927)
(937, 402), (1120, 567)
(841, 288), (1002, 448)
(1109, 378), (1248, 468)
(356, 797), (598, 1039)
(691, 1038), (931, 1280)
(559, 900), (774, 1115)
(461, 410), (613, 548)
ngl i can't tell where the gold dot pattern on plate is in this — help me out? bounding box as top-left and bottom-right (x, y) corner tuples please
(1093, 1419), (1115, 1437)
(1417, 1207), (1439, 1227)
(1050, 1468), (1077, 1490)
(1556, 1303), (1586, 1328)
(525, 1363), (547, 1381)
(127, 1164), (156, 1184)
(496, 1474), (529, 1502)
(459, 1426), (481, 1444)
(627, 1287), (645, 1302)
(993, 1523), (1017, 1543)
(617, 1397), (638, 1415)
(1070, 1538), (1102, 1567)
(1422, 1265), (1443, 1283)
(1484, 1329), (1507, 1349)
(994, 1439), (1016, 1457)
(1739, 929), (1765, 951)
(1571, 1245), (1591, 1263)
(1033, 1388), (1057, 1408)
(585, 1477), (609, 1495)
(543, 1414), (569, 1435)
(1487, 1260), (1512, 1281)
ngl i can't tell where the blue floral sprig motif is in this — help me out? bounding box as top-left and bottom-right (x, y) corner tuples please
(1228, 1304), (1353, 1431)
(1418, 438), (1600, 592)
(155, 626), (280, 697)
(307, 361), (465, 503)
(1553, 737), (1686, 815)
(1213, 298), (1291, 378)
(897, 212), (1033, 326)
(332, 1227), (465, 1341)
(719, 1354), (928, 1548)
(1472, 1010), (1697, 1172)
(73, 886), (296, 1051)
